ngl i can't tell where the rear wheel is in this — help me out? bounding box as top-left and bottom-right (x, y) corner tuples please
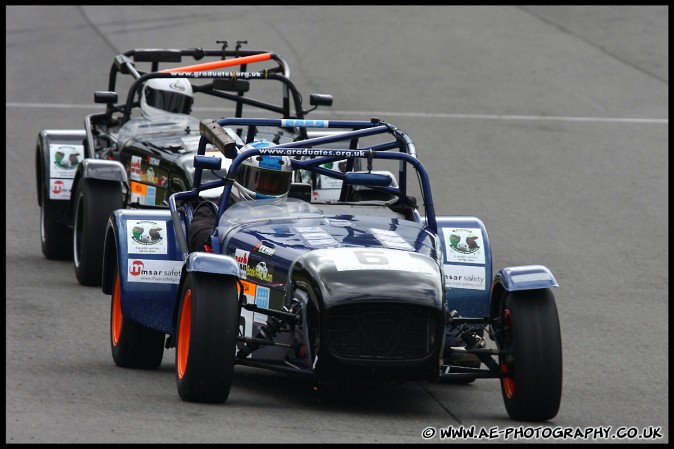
(40, 203), (72, 260)
(497, 289), (562, 421)
(73, 178), (123, 286)
(176, 272), (240, 403)
(110, 269), (165, 369)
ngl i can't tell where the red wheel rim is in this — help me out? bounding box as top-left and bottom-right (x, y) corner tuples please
(111, 272), (122, 346)
(500, 308), (515, 398)
(177, 289), (192, 379)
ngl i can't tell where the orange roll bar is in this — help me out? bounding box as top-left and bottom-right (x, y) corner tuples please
(160, 53), (272, 73)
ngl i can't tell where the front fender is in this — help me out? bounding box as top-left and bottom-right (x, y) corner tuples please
(69, 159), (128, 220)
(490, 265), (558, 319)
(493, 265), (558, 291)
(80, 158), (128, 183)
(183, 251), (240, 277)
(171, 252), (241, 332)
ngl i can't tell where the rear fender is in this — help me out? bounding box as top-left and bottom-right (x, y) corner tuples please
(436, 216), (492, 319)
(102, 208), (183, 334)
(35, 130), (86, 224)
(489, 265), (559, 319)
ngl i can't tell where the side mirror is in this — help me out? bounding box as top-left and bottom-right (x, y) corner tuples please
(193, 155), (222, 171)
(94, 91), (118, 104)
(199, 119), (238, 158)
(288, 182), (312, 202)
(309, 94), (333, 107)
(344, 172), (392, 187)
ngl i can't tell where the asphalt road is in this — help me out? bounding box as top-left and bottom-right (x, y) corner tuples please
(5, 5), (668, 444)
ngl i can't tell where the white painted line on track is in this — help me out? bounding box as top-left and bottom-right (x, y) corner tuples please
(6, 102), (668, 124)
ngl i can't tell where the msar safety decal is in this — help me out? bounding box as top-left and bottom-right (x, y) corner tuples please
(442, 228), (485, 264)
(127, 259), (182, 284)
(49, 178), (74, 200)
(443, 265), (486, 291)
(126, 220), (168, 254)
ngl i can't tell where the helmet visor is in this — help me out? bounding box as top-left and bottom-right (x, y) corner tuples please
(144, 86), (193, 114)
(236, 165), (291, 197)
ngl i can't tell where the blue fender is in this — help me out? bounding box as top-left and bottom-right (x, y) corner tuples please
(102, 209), (184, 335)
(493, 265), (559, 292)
(436, 216), (492, 319)
(489, 265), (558, 320)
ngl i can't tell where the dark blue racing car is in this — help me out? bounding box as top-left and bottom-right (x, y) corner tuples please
(101, 117), (562, 422)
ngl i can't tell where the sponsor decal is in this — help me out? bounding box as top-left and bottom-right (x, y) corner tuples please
(443, 265), (486, 291)
(130, 156), (142, 181)
(254, 242), (276, 256)
(253, 285), (270, 323)
(234, 249), (249, 278)
(281, 119), (328, 128)
(127, 220), (168, 254)
(127, 259), (182, 284)
(318, 174), (342, 189)
(145, 185), (156, 206)
(145, 156), (160, 166)
(169, 81), (185, 92)
(49, 179), (73, 200)
(370, 228), (413, 251)
(442, 228), (485, 264)
(246, 261), (273, 282)
(129, 181), (147, 205)
(49, 144), (82, 178)
(295, 226), (337, 247)
(143, 167), (157, 184)
(238, 279), (257, 296)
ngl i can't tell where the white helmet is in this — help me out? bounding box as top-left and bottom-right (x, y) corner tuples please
(140, 78), (193, 116)
(232, 141), (293, 203)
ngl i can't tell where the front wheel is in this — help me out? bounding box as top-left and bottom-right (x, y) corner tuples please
(110, 269), (165, 369)
(176, 272), (241, 403)
(73, 178), (123, 286)
(497, 289), (562, 421)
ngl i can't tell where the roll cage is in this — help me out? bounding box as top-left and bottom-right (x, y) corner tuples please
(84, 43), (333, 159)
(169, 117), (436, 259)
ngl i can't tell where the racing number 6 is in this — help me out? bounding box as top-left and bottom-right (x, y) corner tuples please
(354, 250), (389, 266)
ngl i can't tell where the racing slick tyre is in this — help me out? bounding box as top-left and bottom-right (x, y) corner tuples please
(110, 270), (165, 369)
(73, 178), (123, 286)
(497, 289), (562, 421)
(40, 204), (72, 260)
(176, 272), (240, 403)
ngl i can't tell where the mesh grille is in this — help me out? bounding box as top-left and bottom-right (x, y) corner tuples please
(327, 304), (436, 359)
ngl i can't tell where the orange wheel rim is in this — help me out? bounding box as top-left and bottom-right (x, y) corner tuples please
(111, 272), (122, 346)
(177, 289), (192, 380)
(500, 308), (515, 398)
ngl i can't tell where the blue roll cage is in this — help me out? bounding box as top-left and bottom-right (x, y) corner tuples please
(168, 118), (437, 259)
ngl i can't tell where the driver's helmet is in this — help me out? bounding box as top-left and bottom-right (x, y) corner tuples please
(140, 78), (193, 116)
(232, 140), (293, 203)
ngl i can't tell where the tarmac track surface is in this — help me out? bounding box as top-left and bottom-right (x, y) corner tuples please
(5, 5), (668, 444)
